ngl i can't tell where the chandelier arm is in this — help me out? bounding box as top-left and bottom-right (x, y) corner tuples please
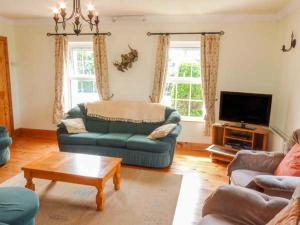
(64, 0), (77, 21)
(76, 0), (98, 26)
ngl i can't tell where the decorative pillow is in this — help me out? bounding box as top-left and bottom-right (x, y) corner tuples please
(266, 198), (300, 225)
(147, 124), (176, 140)
(275, 144), (300, 176)
(61, 118), (87, 134)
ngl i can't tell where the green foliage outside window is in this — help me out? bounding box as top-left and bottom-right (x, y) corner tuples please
(78, 80), (97, 93)
(170, 63), (203, 117)
(178, 63), (200, 77)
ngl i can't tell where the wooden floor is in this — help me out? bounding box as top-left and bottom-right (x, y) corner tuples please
(0, 136), (228, 225)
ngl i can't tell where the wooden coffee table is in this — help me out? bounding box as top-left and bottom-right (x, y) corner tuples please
(22, 152), (122, 211)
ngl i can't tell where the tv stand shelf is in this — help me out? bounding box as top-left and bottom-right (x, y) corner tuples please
(206, 124), (269, 163)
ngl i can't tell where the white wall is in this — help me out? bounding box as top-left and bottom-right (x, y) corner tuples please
(0, 18), (21, 129)
(271, 8), (300, 137)
(11, 18), (281, 143)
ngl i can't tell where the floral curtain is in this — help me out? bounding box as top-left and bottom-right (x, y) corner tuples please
(201, 34), (220, 136)
(150, 35), (170, 103)
(53, 35), (68, 124)
(93, 35), (113, 101)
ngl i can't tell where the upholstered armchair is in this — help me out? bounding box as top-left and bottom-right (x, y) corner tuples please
(200, 185), (298, 225)
(0, 187), (39, 225)
(0, 126), (12, 165)
(228, 129), (300, 199)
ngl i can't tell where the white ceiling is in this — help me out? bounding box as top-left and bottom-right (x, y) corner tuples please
(0, 0), (292, 19)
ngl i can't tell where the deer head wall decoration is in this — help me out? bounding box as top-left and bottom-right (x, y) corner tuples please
(113, 46), (138, 72)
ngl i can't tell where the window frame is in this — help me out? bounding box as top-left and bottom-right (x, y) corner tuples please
(66, 42), (98, 110)
(163, 41), (205, 122)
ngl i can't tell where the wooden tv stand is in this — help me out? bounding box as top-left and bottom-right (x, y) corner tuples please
(206, 123), (269, 163)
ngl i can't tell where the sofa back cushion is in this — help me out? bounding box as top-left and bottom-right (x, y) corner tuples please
(136, 122), (164, 135)
(275, 144), (300, 176)
(85, 117), (109, 133)
(109, 121), (138, 134)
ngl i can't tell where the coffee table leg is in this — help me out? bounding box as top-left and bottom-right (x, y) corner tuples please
(24, 171), (35, 191)
(113, 163), (121, 191)
(96, 182), (104, 211)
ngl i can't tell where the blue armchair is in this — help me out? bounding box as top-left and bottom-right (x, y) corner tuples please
(0, 187), (39, 225)
(0, 126), (12, 165)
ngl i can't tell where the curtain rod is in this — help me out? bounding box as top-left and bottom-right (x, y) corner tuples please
(147, 31), (225, 36)
(46, 32), (111, 37)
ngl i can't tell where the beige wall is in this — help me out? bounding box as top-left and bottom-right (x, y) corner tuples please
(272, 8), (300, 137)
(11, 19), (280, 143)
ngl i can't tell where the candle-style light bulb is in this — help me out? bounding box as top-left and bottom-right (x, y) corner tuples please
(87, 3), (94, 11)
(53, 7), (59, 14)
(59, 1), (66, 9)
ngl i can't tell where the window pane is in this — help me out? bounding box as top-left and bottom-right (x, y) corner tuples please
(171, 100), (176, 109)
(192, 64), (201, 78)
(177, 83), (190, 99)
(78, 80), (97, 93)
(176, 100), (189, 116)
(191, 84), (202, 100)
(70, 79), (98, 108)
(164, 83), (173, 98)
(170, 83), (177, 99)
(178, 64), (192, 77)
(71, 47), (95, 76)
(190, 101), (203, 117)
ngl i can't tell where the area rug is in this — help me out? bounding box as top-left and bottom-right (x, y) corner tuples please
(1, 168), (182, 225)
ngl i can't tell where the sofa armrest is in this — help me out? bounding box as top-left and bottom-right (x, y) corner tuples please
(166, 124), (182, 138)
(254, 175), (300, 195)
(165, 111), (181, 124)
(228, 150), (285, 176)
(202, 185), (289, 225)
(57, 123), (68, 135)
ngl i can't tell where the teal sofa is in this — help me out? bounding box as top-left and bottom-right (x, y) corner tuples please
(57, 104), (181, 168)
(0, 187), (39, 225)
(0, 126), (11, 166)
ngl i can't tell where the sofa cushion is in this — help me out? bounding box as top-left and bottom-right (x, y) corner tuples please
(109, 121), (138, 134)
(85, 117), (109, 133)
(59, 132), (104, 145)
(275, 143), (300, 176)
(96, 133), (133, 148)
(127, 135), (171, 153)
(61, 118), (87, 134)
(136, 122), (163, 135)
(148, 123), (177, 140)
(231, 169), (271, 187)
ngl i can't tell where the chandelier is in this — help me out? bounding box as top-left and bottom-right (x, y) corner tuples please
(52, 0), (99, 35)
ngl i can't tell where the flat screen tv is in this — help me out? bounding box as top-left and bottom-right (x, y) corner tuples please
(219, 91), (272, 127)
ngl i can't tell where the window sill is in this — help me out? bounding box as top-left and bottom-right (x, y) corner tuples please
(181, 117), (204, 123)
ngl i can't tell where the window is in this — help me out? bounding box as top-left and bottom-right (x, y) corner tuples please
(162, 41), (204, 120)
(66, 42), (99, 109)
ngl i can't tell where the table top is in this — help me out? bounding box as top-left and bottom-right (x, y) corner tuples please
(22, 152), (122, 179)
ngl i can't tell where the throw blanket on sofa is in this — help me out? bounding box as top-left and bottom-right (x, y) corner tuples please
(86, 101), (166, 123)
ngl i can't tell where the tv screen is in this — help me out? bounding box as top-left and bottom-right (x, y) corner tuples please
(219, 91), (272, 126)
